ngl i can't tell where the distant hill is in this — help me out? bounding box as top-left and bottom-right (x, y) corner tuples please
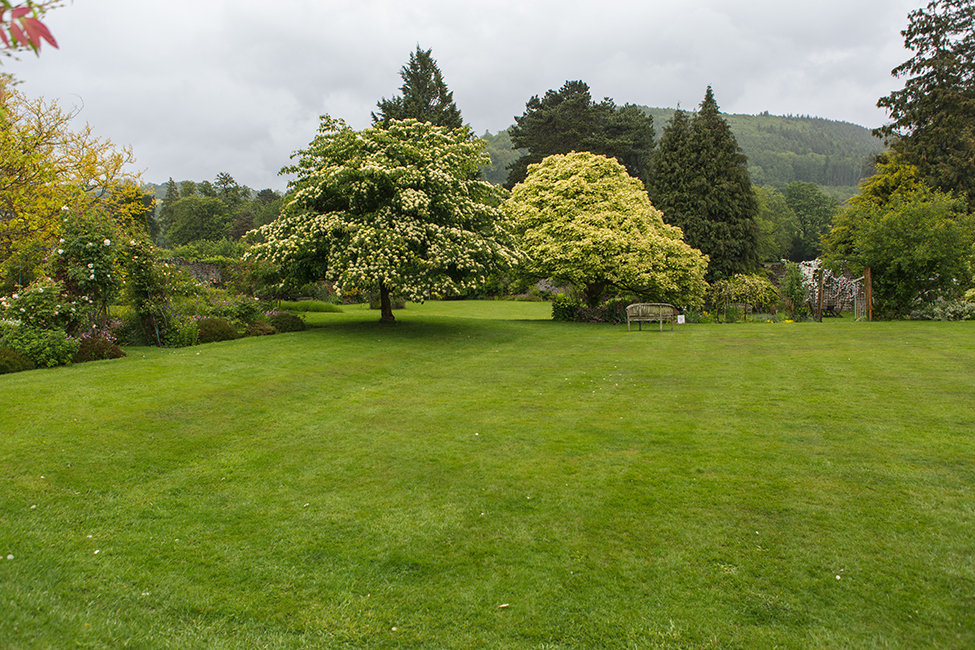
(480, 110), (884, 199)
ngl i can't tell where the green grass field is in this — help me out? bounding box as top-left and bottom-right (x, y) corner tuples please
(2, 301), (973, 649)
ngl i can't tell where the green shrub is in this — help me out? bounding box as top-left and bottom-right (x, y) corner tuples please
(245, 321), (277, 337)
(0, 345), (34, 374)
(553, 295), (632, 323)
(1, 277), (87, 332)
(552, 294), (581, 322)
(781, 263), (810, 319)
(74, 336), (126, 362)
(682, 308), (714, 324)
(170, 289), (266, 324)
(163, 316), (199, 348)
(910, 298), (975, 321)
(0, 322), (79, 368)
(266, 311), (306, 332)
(196, 317), (238, 344)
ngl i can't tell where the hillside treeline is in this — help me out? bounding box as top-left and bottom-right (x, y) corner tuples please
(482, 110), (883, 195)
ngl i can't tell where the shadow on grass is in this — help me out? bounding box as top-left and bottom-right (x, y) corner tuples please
(304, 314), (542, 344)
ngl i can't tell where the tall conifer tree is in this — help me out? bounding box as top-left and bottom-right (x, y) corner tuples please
(649, 87), (760, 280)
(649, 110), (704, 246)
(373, 47), (465, 130)
(876, 0), (975, 204)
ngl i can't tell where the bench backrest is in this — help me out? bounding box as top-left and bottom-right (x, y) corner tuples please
(626, 303), (675, 318)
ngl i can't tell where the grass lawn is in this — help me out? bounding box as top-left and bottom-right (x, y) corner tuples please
(2, 301), (973, 648)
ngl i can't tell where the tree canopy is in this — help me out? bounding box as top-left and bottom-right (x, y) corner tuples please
(824, 156), (974, 318)
(166, 196), (231, 248)
(0, 77), (142, 290)
(248, 117), (519, 322)
(505, 151), (709, 308)
(876, 0), (975, 204)
(754, 186), (798, 262)
(505, 80), (654, 188)
(783, 181), (837, 261)
(648, 87), (760, 280)
(372, 47), (464, 130)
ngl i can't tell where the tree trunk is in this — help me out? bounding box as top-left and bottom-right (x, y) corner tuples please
(584, 280), (606, 308)
(379, 281), (395, 323)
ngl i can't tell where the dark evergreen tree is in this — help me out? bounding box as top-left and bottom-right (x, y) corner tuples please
(373, 46), (464, 130)
(648, 109), (704, 246)
(602, 103), (657, 184)
(505, 80), (654, 188)
(649, 87), (760, 280)
(876, 0), (975, 204)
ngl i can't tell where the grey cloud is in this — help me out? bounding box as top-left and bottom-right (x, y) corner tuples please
(8, 0), (926, 191)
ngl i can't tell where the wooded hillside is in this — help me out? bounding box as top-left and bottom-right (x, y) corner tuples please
(481, 109), (883, 196)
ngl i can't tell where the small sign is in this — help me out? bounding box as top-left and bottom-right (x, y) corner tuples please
(676, 315), (686, 325)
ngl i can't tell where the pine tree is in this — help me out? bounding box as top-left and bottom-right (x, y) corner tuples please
(373, 47), (464, 130)
(649, 87), (760, 280)
(649, 110), (704, 246)
(505, 80), (654, 188)
(690, 87), (760, 278)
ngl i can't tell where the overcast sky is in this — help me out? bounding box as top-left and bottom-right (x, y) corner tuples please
(8, 0), (924, 192)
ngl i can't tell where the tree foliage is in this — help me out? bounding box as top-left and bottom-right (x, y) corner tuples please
(373, 47), (464, 130)
(505, 151), (709, 308)
(166, 196), (231, 248)
(649, 87), (760, 280)
(478, 129), (525, 185)
(825, 157), (974, 318)
(708, 272), (780, 316)
(485, 107), (882, 193)
(505, 80), (655, 188)
(0, 77), (140, 289)
(876, 0), (975, 203)
(754, 186), (798, 262)
(248, 117), (519, 322)
(0, 1), (57, 57)
(153, 173), (270, 248)
(783, 181), (837, 261)
(823, 153), (925, 262)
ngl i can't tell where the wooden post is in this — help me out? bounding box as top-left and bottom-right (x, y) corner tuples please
(864, 266), (873, 321)
(815, 268), (825, 322)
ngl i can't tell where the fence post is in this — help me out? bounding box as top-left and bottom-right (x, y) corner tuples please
(864, 266), (873, 321)
(815, 268), (825, 322)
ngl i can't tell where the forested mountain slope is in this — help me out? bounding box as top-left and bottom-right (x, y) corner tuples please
(481, 110), (884, 194)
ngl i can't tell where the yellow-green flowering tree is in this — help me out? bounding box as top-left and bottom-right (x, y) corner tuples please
(248, 117), (521, 322)
(0, 76), (140, 290)
(505, 151), (709, 308)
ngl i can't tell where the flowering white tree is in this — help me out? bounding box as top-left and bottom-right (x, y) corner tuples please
(505, 151), (709, 308)
(248, 117), (520, 322)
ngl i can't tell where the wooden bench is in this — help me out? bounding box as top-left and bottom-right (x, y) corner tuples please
(626, 303), (676, 332)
